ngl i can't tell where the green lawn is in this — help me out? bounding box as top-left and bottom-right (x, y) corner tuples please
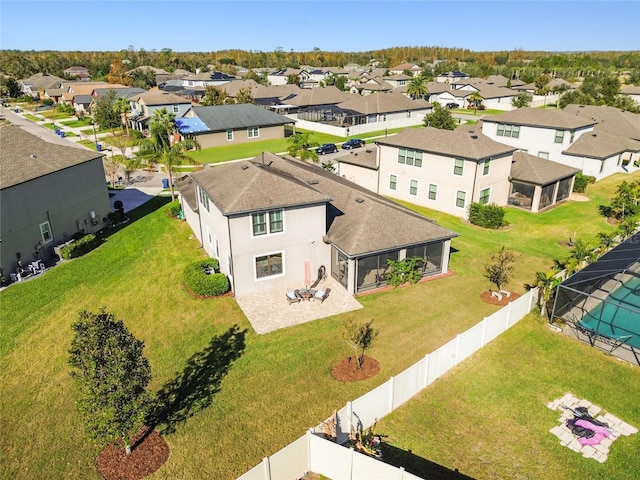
(60, 118), (94, 128)
(1, 172), (638, 480)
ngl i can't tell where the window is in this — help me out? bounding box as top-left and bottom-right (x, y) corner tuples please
(173, 105), (179, 113)
(214, 236), (220, 258)
(407, 110), (412, 118)
(40, 221), (52, 243)
(248, 127), (259, 138)
(389, 174), (397, 190)
(454, 158), (464, 176)
(226, 129), (233, 141)
(482, 158), (490, 176)
(269, 209), (283, 233)
(497, 123), (519, 138)
(428, 183), (437, 201)
(255, 252), (283, 279)
(554, 130), (564, 143)
(570, 130), (575, 143)
(455, 190), (466, 208)
(538, 151), (550, 159)
(410, 179), (418, 196)
(252, 209), (283, 236)
(479, 188), (491, 204)
(198, 186), (210, 212)
(398, 148), (422, 167)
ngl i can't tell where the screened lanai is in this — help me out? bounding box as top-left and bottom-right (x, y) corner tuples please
(551, 232), (640, 365)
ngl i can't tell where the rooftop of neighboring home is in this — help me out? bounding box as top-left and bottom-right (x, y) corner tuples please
(220, 79), (260, 97)
(182, 71), (236, 82)
(286, 85), (351, 107)
(563, 131), (640, 159)
(336, 146), (379, 171)
(0, 125), (102, 190)
(253, 84), (302, 102)
(481, 107), (597, 130)
(129, 90), (194, 106)
(61, 82), (126, 99)
(188, 103), (295, 131)
(186, 153), (458, 257)
(20, 73), (65, 90)
(446, 83), (518, 99)
(376, 126), (517, 160)
(563, 104), (640, 140)
(484, 75), (526, 87)
(510, 151), (580, 185)
(127, 65), (170, 75)
(92, 87), (147, 98)
(338, 91), (430, 114)
(390, 63), (421, 72)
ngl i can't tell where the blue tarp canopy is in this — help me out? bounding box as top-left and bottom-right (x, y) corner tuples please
(175, 118), (209, 134)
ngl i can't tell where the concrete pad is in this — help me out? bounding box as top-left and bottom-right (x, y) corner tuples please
(581, 445), (596, 458)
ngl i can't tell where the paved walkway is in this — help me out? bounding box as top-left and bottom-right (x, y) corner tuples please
(235, 276), (363, 334)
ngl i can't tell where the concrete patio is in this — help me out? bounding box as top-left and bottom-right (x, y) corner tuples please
(235, 276), (363, 334)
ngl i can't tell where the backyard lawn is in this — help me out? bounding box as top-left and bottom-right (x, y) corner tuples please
(1, 172), (638, 480)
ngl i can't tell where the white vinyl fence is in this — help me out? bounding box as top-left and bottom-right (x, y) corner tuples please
(237, 289), (536, 480)
(289, 116), (426, 138)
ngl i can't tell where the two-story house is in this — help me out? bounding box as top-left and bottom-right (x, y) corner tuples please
(0, 124), (111, 275)
(177, 153), (458, 296)
(128, 90), (194, 134)
(375, 127), (517, 218)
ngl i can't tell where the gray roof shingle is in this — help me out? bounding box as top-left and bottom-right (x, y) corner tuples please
(482, 107), (596, 130)
(510, 151), (579, 185)
(191, 104), (295, 132)
(0, 125), (103, 190)
(562, 104), (640, 140)
(563, 131), (640, 159)
(377, 127), (516, 160)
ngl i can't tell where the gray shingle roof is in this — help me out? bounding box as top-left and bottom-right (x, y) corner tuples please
(338, 92), (430, 115)
(129, 90), (193, 106)
(377, 127), (516, 160)
(563, 131), (640, 159)
(510, 151), (580, 185)
(336, 147), (378, 170)
(189, 153), (457, 257)
(191, 104), (295, 132)
(482, 107), (596, 130)
(286, 86), (351, 107)
(0, 125), (103, 190)
(562, 104), (640, 140)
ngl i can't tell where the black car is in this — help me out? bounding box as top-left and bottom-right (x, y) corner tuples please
(315, 143), (338, 155)
(445, 102), (460, 109)
(342, 138), (365, 149)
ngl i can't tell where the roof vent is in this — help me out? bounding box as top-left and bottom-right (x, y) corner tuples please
(308, 179), (319, 185)
(355, 197), (365, 203)
(30, 154), (37, 159)
(470, 135), (478, 139)
(241, 164), (249, 170)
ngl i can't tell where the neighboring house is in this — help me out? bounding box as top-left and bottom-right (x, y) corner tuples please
(60, 81), (125, 107)
(350, 76), (394, 95)
(336, 92), (431, 127)
(179, 71), (236, 88)
(435, 71), (470, 83)
(481, 108), (596, 161)
(286, 86), (352, 109)
(179, 103), (295, 149)
(267, 68), (310, 86)
(72, 94), (94, 113)
(64, 66), (90, 81)
(375, 127), (517, 218)
(43, 88), (65, 103)
(336, 146), (379, 192)
(620, 85), (640, 105)
(0, 124), (110, 274)
(563, 104), (640, 141)
(19, 73), (65, 98)
(383, 74), (413, 88)
(128, 90), (194, 133)
(253, 84), (302, 109)
(389, 63), (422, 76)
(485, 75), (525, 88)
(509, 152), (580, 212)
(177, 152), (458, 296)
(436, 82), (519, 111)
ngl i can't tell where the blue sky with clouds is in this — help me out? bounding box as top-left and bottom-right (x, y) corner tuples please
(1, 1), (639, 52)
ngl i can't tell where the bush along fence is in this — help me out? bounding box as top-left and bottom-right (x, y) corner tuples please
(237, 289), (537, 480)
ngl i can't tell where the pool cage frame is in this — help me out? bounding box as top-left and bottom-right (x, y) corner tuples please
(551, 232), (640, 366)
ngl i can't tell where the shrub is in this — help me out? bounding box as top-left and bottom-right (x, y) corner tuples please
(183, 259), (230, 297)
(42, 98), (54, 106)
(107, 211), (125, 225)
(168, 200), (181, 217)
(573, 172), (596, 193)
(469, 202), (507, 229)
(385, 257), (423, 287)
(60, 234), (99, 259)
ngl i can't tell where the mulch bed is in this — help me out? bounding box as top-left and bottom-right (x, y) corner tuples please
(331, 355), (381, 382)
(479, 290), (521, 307)
(96, 428), (169, 480)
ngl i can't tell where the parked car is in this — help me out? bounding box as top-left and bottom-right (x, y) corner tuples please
(445, 102), (460, 109)
(316, 143), (338, 155)
(342, 138), (365, 149)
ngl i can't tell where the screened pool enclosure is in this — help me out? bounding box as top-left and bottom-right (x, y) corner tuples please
(551, 232), (640, 365)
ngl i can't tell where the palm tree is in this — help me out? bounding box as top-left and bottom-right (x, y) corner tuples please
(406, 76), (428, 100)
(528, 270), (561, 319)
(469, 91), (483, 115)
(596, 231), (616, 257)
(135, 108), (200, 201)
(287, 131), (319, 163)
(114, 97), (131, 137)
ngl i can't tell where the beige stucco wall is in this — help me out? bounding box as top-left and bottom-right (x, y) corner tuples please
(195, 125), (285, 149)
(337, 163), (378, 192)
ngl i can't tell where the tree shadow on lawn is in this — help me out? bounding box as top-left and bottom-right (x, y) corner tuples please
(147, 324), (247, 435)
(382, 443), (476, 480)
(95, 196), (171, 243)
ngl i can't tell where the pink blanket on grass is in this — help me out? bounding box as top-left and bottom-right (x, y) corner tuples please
(576, 419), (610, 446)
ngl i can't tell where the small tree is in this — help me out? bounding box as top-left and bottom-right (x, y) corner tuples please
(511, 92), (531, 108)
(424, 103), (456, 130)
(341, 318), (379, 370)
(68, 308), (152, 455)
(287, 131), (319, 163)
(483, 247), (516, 293)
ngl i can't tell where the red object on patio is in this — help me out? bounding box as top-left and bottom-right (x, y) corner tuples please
(304, 261), (311, 287)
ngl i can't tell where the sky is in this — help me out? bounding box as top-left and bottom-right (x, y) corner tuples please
(1, 0), (639, 53)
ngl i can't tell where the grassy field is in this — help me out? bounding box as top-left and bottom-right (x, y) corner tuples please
(60, 118), (94, 128)
(1, 172), (638, 480)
